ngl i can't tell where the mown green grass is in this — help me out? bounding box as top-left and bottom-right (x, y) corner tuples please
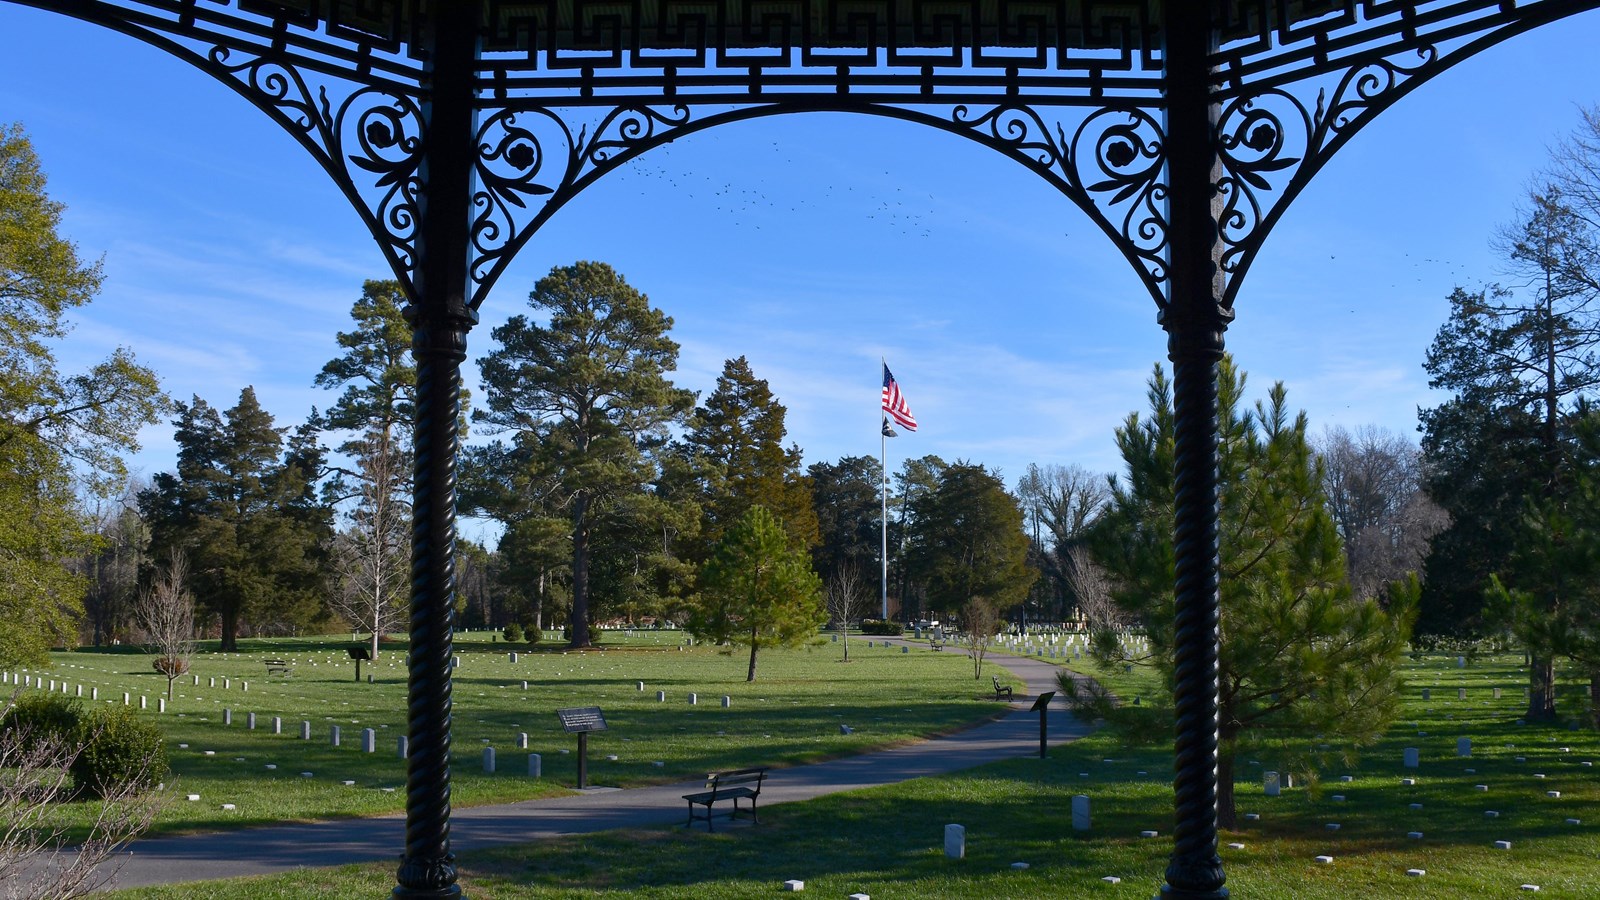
(103, 651), (1600, 898)
(17, 629), (1008, 836)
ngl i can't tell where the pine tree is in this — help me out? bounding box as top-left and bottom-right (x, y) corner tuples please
(1080, 358), (1413, 828)
(681, 356), (819, 557)
(904, 462), (1034, 622)
(1421, 191), (1600, 718)
(690, 506), (825, 681)
(474, 261), (693, 647)
(888, 455), (947, 620)
(806, 455), (883, 588)
(142, 389), (331, 649)
(1489, 410), (1600, 727)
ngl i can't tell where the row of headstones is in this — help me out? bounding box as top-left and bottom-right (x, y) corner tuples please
(633, 682), (734, 706)
(4, 672), (177, 712)
(202, 713), (563, 780)
(5, 669), (252, 695)
(1417, 686), (1592, 700)
(994, 633), (1148, 658)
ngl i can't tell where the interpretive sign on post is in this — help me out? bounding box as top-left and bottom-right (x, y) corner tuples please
(1032, 692), (1056, 759)
(347, 645), (372, 683)
(557, 706), (608, 788)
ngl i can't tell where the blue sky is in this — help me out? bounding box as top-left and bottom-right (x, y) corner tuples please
(5, 5), (1600, 541)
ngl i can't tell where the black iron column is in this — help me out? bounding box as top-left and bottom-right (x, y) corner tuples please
(395, 7), (479, 899)
(1157, 4), (1229, 899)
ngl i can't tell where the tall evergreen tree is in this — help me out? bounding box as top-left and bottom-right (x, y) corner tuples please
(807, 455), (882, 589)
(460, 440), (570, 630)
(904, 462), (1034, 622)
(0, 123), (166, 667)
(1421, 191), (1600, 718)
(681, 357), (819, 554)
(1080, 359), (1413, 827)
(474, 261), (693, 647)
(888, 454), (946, 620)
(142, 389), (332, 649)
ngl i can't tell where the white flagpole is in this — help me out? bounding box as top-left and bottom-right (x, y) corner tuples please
(881, 418), (889, 620)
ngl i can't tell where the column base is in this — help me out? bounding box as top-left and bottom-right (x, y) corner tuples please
(394, 853), (460, 899)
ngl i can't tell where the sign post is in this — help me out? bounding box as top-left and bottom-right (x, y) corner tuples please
(556, 706), (609, 789)
(1031, 692), (1056, 759)
(346, 645), (372, 683)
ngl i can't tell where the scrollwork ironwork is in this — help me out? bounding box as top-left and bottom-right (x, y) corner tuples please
(1215, 44), (1437, 304)
(207, 46), (424, 296)
(944, 103), (1170, 304)
(468, 104), (693, 306)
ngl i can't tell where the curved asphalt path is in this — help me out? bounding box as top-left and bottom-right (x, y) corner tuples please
(97, 644), (1097, 890)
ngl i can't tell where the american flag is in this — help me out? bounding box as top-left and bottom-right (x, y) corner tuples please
(881, 363), (917, 432)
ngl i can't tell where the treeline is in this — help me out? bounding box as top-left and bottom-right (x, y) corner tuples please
(26, 250), (1048, 659)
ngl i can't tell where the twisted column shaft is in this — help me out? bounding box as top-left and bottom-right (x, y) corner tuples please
(1157, 4), (1229, 898)
(395, 320), (468, 898)
(395, 8), (479, 898)
(1161, 349), (1226, 898)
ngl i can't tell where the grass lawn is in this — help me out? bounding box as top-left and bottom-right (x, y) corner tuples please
(93, 650), (1600, 898)
(17, 629), (1010, 836)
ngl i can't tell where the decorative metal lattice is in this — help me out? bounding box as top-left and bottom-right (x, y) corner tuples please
(21, 0), (1600, 309)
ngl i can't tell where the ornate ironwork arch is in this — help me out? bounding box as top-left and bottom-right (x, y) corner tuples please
(11, 3), (1600, 899)
(462, 99), (1171, 308)
(18, 0), (429, 297)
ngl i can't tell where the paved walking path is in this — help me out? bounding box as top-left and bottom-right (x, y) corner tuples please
(101, 644), (1094, 889)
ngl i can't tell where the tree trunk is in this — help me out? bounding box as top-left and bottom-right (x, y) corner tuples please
(537, 569), (546, 631)
(747, 628), (759, 682)
(167, 676), (175, 702)
(569, 494), (592, 648)
(1590, 670), (1600, 730)
(1528, 655), (1558, 720)
(1217, 749), (1237, 830)
(220, 608), (239, 653)
(371, 628), (381, 662)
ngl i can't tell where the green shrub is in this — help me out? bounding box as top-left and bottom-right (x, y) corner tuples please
(861, 619), (904, 636)
(72, 705), (167, 798)
(503, 622), (524, 643)
(523, 624), (542, 645)
(1, 692), (82, 743)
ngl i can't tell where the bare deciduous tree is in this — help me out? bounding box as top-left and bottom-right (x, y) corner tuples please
(1316, 425), (1448, 600)
(962, 598), (1002, 681)
(1063, 546), (1129, 631)
(1017, 463), (1109, 620)
(0, 698), (162, 899)
(134, 552), (194, 702)
(825, 564), (870, 662)
(326, 434), (409, 660)
(1016, 463), (1109, 540)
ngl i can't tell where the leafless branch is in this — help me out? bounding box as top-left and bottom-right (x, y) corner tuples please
(0, 697), (163, 899)
(132, 552), (194, 701)
(825, 564), (871, 662)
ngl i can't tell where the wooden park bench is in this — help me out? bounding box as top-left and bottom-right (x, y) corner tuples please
(264, 659), (293, 676)
(992, 675), (1013, 702)
(930, 640), (944, 651)
(683, 767), (768, 832)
